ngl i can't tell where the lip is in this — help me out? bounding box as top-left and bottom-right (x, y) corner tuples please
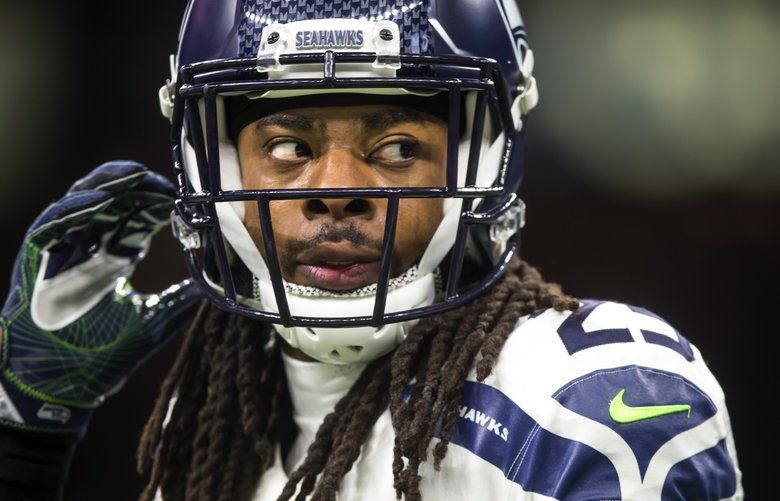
(295, 243), (382, 291)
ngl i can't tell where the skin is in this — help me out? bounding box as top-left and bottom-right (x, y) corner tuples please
(236, 104), (448, 295)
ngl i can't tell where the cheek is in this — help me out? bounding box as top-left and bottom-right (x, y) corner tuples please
(242, 200), (302, 253)
(243, 201), (261, 242)
(394, 198), (443, 263)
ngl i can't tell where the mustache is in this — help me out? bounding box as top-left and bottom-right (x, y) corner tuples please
(286, 223), (383, 252)
(279, 223), (385, 269)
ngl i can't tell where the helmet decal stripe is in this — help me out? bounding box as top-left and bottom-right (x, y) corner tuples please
(494, 0), (529, 57)
(238, 0), (431, 57)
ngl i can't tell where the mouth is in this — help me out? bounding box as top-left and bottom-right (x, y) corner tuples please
(294, 243), (382, 291)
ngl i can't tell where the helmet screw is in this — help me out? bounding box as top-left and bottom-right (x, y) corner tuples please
(379, 28), (393, 41)
(267, 32), (280, 44)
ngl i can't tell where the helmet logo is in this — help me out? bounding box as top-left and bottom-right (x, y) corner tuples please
(295, 30), (365, 50)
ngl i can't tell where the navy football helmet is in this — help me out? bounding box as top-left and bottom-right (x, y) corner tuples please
(161, 0), (538, 363)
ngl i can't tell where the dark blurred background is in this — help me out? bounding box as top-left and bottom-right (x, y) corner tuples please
(0, 0), (776, 498)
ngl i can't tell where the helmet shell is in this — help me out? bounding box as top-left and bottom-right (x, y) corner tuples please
(177, 0), (528, 107)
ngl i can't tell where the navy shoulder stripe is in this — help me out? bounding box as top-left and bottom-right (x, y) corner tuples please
(447, 381), (621, 500)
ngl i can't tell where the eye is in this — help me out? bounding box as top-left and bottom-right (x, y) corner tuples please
(370, 141), (417, 164)
(267, 140), (312, 162)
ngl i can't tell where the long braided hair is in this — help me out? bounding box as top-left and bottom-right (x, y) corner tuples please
(137, 257), (578, 501)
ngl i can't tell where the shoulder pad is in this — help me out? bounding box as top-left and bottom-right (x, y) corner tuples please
(464, 300), (741, 500)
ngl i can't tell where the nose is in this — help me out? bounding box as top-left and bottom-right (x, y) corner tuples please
(302, 150), (378, 221)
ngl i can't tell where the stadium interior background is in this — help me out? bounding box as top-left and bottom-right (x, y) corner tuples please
(0, 0), (776, 498)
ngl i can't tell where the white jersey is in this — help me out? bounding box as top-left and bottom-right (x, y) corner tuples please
(254, 300), (742, 501)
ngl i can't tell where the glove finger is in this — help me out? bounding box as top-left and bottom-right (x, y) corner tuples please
(27, 190), (173, 284)
(85, 173), (176, 259)
(68, 161), (175, 199)
(26, 190), (115, 245)
(128, 170), (177, 199)
(29, 162), (175, 245)
(105, 197), (173, 260)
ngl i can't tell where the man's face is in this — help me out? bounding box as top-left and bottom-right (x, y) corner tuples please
(237, 103), (447, 292)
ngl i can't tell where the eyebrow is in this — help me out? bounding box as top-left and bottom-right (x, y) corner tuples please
(360, 109), (428, 133)
(254, 113), (317, 132)
(253, 109), (428, 135)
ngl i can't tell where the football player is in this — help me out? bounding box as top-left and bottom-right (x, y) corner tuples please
(0, 1), (742, 500)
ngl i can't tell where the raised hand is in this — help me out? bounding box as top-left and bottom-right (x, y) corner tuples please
(0, 161), (202, 435)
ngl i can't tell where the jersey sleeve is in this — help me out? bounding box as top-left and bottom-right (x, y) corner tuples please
(479, 299), (743, 501)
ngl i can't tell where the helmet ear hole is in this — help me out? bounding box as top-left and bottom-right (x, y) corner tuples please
(348, 345), (364, 353)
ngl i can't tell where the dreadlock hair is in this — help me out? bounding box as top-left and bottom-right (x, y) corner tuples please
(137, 257), (578, 501)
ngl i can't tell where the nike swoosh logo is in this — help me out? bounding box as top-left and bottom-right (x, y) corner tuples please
(609, 389), (691, 424)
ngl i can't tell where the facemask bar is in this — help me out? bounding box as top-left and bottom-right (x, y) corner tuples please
(446, 89), (490, 297)
(170, 51), (524, 327)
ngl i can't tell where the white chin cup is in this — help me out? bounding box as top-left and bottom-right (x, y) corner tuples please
(257, 271), (436, 364)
